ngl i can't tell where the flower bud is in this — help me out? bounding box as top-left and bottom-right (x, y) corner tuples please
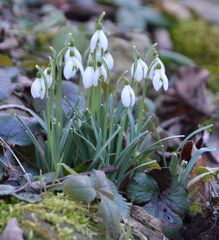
(121, 85), (135, 107)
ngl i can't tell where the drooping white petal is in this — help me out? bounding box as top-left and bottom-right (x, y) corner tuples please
(149, 58), (165, 80)
(31, 78), (45, 99)
(149, 63), (155, 80)
(152, 70), (163, 91)
(82, 66), (94, 89)
(74, 57), (84, 75)
(100, 65), (107, 82)
(63, 59), (76, 80)
(99, 30), (108, 51)
(90, 30), (108, 52)
(64, 48), (71, 63)
(131, 63), (135, 78)
(95, 48), (102, 61)
(90, 31), (99, 52)
(93, 69), (99, 86)
(121, 85), (135, 107)
(64, 47), (82, 64)
(43, 68), (52, 88)
(157, 58), (165, 72)
(131, 58), (148, 82)
(161, 71), (169, 91)
(103, 52), (114, 70)
(139, 59), (148, 78)
(73, 47), (82, 63)
(63, 57), (84, 80)
(135, 62), (144, 82)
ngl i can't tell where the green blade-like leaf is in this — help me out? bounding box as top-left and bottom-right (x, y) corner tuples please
(89, 127), (121, 170)
(180, 147), (216, 187)
(176, 124), (213, 152)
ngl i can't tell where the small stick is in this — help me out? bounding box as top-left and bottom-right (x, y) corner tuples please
(0, 137), (31, 184)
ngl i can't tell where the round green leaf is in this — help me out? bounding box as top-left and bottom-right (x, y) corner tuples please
(64, 175), (96, 204)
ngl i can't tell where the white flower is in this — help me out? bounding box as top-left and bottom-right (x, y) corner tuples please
(43, 68), (52, 88)
(103, 51), (114, 70)
(131, 58), (148, 82)
(63, 57), (84, 80)
(152, 69), (168, 91)
(31, 77), (46, 99)
(95, 64), (107, 83)
(82, 66), (93, 89)
(82, 66), (98, 89)
(90, 29), (108, 52)
(121, 85), (135, 107)
(64, 46), (82, 64)
(149, 58), (165, 80)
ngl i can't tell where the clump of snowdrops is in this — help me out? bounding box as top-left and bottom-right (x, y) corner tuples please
(27, 12), (173, 186)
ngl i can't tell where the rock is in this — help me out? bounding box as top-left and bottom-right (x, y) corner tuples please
(181, 0), (219, 25)
(1, 218), (23, 240)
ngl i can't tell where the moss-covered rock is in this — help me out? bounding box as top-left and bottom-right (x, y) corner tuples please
(170, 19), (219, 92)
(0, 194), (97, 240)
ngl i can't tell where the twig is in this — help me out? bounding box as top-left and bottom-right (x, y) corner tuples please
(0, 137), (31, 184)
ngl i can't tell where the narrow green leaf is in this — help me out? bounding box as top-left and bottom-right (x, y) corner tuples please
(180, 147), (216, 187)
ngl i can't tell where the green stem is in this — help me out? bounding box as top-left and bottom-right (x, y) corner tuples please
(115, 109), (127, 161)
(149, 119), (167, 167)
(54, 59), (63, 173)
(137, 77), (148, 132)
(107, 94), (115, 165)
(103, 82), (109, 144)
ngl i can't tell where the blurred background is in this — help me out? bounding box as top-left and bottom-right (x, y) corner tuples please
(0, 0), (219, 165)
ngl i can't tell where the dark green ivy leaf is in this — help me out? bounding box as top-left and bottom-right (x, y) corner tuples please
(127, 173), (159, 204)
(160, 182), (188, 216)
(98, 194), (121, 240)
(63, 175), (96, 204)
(91, 170), (113, 199)
(108, 180), (130, 220)
(0, 113), (38, 146)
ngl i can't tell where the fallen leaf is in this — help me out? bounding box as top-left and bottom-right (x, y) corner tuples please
(13, 192), (42, 203)
(158, 66), (214, 135)
(146, 168), (171, 192)
(0, 184), (15, 196)
(0, 113), (38, 146)
(0, 67), (18, 100)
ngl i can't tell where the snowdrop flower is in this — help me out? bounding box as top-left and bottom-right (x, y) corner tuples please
(103, 51), (114, 70)
(64, 46), (82, 64)
(131, 58), (148, 82)
(63, 57), (84, 80)
(121, 85), (135, 107)
(95, 62), (108, 84)
(82, 66), (99, 89)
(149, 58), (165, 80)
(90, 23), (108, 53)
(43, 67), (52, 88)
(152, 67), (168, 91)
(31, 73), (46, 99)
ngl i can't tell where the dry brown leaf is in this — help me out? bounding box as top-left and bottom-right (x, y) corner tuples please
(158, 66), (215, 135)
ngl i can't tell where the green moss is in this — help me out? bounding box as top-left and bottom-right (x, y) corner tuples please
(170, 19), (219, 92)
(0, 194), (97, 240)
